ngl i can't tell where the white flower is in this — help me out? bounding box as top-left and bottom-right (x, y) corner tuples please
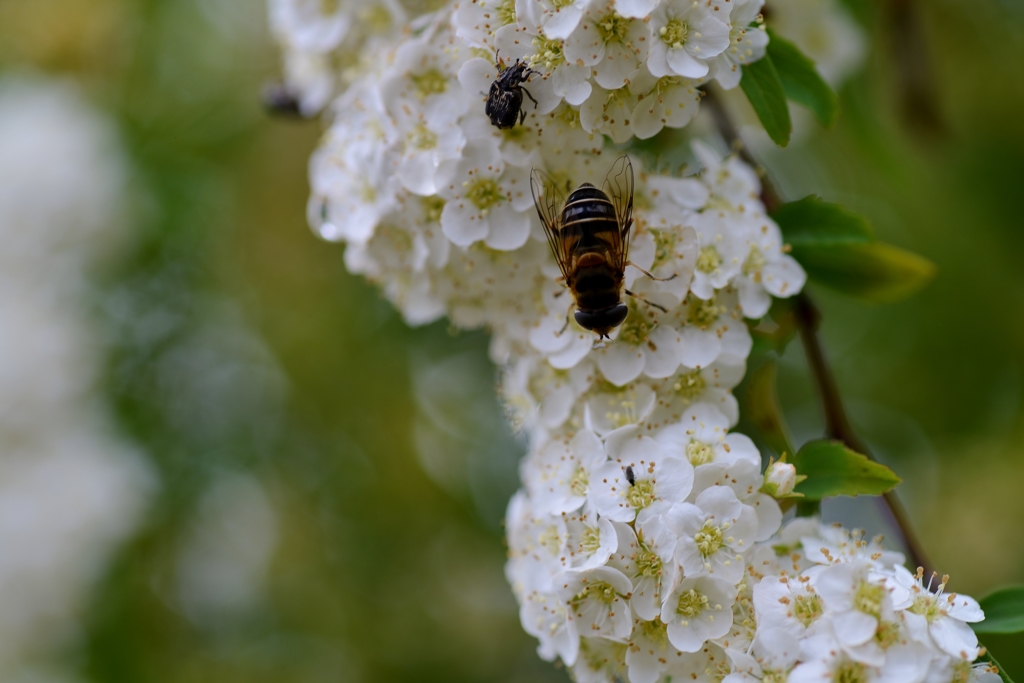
(268, 0), (351, 54)
(753, 575), (828, 638)
(789, 632), (932, 683)
(694, 140), (764, 214)
(557, 566), (635, 640)
(734, 214), (807, 318)
(436, 140), (535, 249)
(675, 289), (753, 369)
(890, 565), (985, 661)
(925, 656), (1003, 683)
(688, 208), (748, 299)
(767, 0), (866, 86)
(708, 0), (768, 90)
(526, 428), (609, 515)
(506, 491), (567, 594)
(591, 297), (689, 385)
(628, 67), (704, 139)
(574, 637), (629, 683)
(661, 575), (737, 652)
(813, 560), (908, 665)
(749, 516), (822, 577)
(342, 202), (449, 324)
(580, 82), (639, 143)
(564, 7), (650, 90)
(563, 512), (619, 570)
(626, 618), (680, 683)
(654, 403), (760, 469)
(608, 516), (678, 620)
(520, 588), (581, 664)
(453, 0), (519, 49)
(590, 436), (694, 522)
(647, 0), (730, 79)
(723, 629), (801, 682)
(501, 356), (593, 431)
(800, 525), (906, 570)
(692, 459), (782, 542)
(671, 485), (758, 583)
(584, 383), (657, 436)
(649, 358), (747, 427)
(309, 84), (399, 244)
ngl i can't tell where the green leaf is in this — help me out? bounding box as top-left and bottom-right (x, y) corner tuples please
(766, 29), (839, 127)
(791, 241), (937, 303)
(771, 195), (874, 246)
(974, 587), (1024, 635)
(791, 439), (901, 500)
(741, 361), (795, 458)
(976, 648), (1016, 683)
(740, 54), (791, 147)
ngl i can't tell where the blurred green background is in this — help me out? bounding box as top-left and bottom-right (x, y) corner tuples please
(0, 0), (1022, 681)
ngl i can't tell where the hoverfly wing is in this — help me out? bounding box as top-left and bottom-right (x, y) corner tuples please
(530, 167), (571, 280)
(601, 155), (635, 270)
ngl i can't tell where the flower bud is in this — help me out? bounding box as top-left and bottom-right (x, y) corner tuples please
(762, 461), (798, 497)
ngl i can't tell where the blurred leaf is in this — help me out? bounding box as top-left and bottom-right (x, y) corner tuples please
(742, 361), (795, 457)
(791, 241), (937, 303)
(792, 439), (902, 500)
(977, 648), (1016, 683)
(767, 29), (839, 127)
(740, 54), (791, 147)
(975, 587), (1024, 635)
(772, 195), (875, 246)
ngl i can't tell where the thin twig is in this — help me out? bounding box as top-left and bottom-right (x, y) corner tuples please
(703, 88), (933, 575)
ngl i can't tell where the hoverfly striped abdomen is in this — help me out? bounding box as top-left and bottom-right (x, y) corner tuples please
(561, 183), (625, 314)
(562, 185), (620, 250)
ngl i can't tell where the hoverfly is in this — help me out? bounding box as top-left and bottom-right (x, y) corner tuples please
(530, 156), (674, 340)
(486, 53), (539, 130)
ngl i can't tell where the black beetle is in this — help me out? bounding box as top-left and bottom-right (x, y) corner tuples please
(486, 54), (539, 129)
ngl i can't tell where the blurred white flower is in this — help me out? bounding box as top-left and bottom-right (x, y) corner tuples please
(0, 78), (151, 674)
(176, 473), (278, 625)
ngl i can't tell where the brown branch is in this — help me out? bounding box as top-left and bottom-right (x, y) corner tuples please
(702, 89), (933, 575)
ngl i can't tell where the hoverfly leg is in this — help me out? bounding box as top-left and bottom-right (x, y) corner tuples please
(625, 289), (669, 314)
(627, 261), (678, 282)
(522, 86), (538, 109)
(557, 299), (574, 336)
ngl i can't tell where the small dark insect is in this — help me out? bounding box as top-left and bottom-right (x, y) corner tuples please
(530, 156), (677, 340)
(625, 465), (636, 486)
(486, 53), (539, 129)
(262, 82), (304, 117)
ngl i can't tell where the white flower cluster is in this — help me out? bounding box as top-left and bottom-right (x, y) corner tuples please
(508, 507), (1000, 683)
(271, 2), (992, 682)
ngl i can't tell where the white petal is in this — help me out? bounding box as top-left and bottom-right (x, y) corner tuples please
(643, 325), (684, 378)
(614, 0), (659, 19)
(457, 57), (500, 96)
(596, 341), (646, 386)
(441, 201), (488, 246)
(484, 204), (531, 250)
(679, 326), (721, 369)
(666, 48), (708, 78)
